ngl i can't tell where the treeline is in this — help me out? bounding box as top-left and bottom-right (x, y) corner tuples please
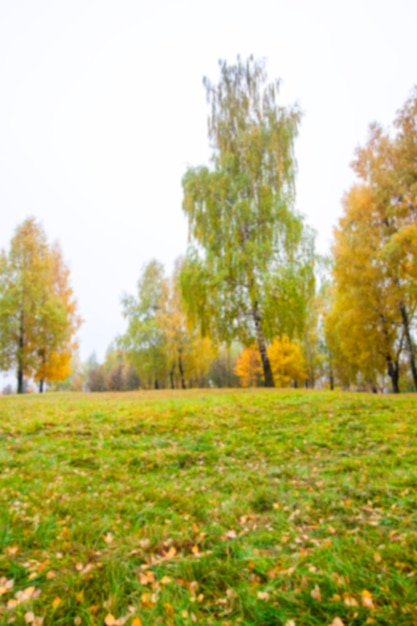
(1, 57), (416, 393)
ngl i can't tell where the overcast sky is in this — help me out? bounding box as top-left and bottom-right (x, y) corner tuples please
(1, 0), (417, 368)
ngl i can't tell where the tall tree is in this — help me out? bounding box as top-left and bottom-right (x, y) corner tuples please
(120, 260), (168, 389)
(181, 56), (315, 386)
(33, 244), (80, 392)
(351, 91), (417, 389)
(156, 260), (213, 389)
(328, 185), (404, 392)
(0, 218), (80, 393)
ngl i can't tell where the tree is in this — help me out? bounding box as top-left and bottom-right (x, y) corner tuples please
(102, 345), (140, 391)
(121, 260), (214, 390)
(267, 335), (307, 388)
(0, 218), (80, 393)
(120, 260), (168, 389)
(156, 260), (214, 389)
(328, 184), (405, 392)
(327, 89), (417, 393)
(181, 56), (315, 386)
(208, 343), (241, 388)
(234, 345), (263, 387)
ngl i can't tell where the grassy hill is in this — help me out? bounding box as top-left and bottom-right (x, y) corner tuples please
(0, 389), (416, 625)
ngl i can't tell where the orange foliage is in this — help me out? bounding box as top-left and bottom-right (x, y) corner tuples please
(234, 345), (263, 387)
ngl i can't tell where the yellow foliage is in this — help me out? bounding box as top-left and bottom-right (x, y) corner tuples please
(267, 336), (307, 387)
(234, 345), (263, 387)
(34, 350), (72, 385)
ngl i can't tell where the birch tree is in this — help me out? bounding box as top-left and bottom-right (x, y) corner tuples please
(181, 57), (314, 386)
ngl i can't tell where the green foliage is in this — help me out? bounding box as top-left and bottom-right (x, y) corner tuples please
(181, 56), (315, 386)
(0, 390), (417, 624)
(120, 261), (214, 390)
(120, 260), (168, 389)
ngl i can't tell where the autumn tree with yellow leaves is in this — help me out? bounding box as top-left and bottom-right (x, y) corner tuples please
(234, 345), (263, 387)
(328, 88), (417, 392)
(0, 218), (80, 393)
(235, 337), (307, 388)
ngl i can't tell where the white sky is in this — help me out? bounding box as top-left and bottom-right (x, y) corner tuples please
(1, 0), (417, 366)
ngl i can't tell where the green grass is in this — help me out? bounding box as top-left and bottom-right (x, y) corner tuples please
(0, 389), (417, 625)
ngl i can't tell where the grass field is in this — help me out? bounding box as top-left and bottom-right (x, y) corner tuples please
(0, 389), (416, 625)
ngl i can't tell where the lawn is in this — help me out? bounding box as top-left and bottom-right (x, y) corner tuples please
(0, 389), (416, 625)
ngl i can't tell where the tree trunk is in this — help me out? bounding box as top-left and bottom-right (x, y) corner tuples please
(39, 379), (45, 393)
(169, 368), (175, 389)
(154, 378), (159, 389)
(17, 367), (24, 394)
(17, 313), (24, 394)
(178, 352), (186, 390)
(329, 359), (334, 390)
(386, 354), (400, 393)
(252, 304), (274, 387)
(399, 301), (417, 390)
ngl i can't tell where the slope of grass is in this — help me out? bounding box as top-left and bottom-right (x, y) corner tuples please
(0, 389), (416, 625)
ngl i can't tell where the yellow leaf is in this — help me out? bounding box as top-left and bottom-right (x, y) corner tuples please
(52, 597), (62, 609)
(160, 576), (172, 585)
(131, 619), (142, 626)
(191, 545), (199, 554)
(361, 589), (375, 609)
(104, 614), (117, 626)
(329, 619), (345, 626)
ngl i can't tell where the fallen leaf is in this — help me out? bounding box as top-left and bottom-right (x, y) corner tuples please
(361, 589), (375, 609)
(160, 576), (172, 585)
(164, 546), (176, 559)
(257, 591), (270, 600)
(311, 585), (321, 601)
